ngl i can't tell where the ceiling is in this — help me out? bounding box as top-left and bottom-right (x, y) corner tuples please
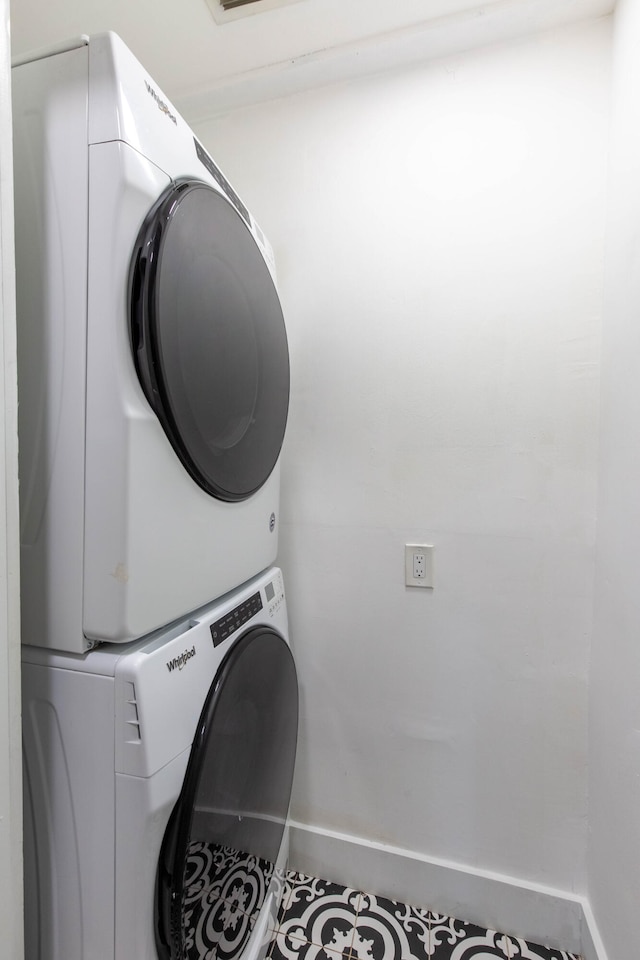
(9, 0), (614, 121)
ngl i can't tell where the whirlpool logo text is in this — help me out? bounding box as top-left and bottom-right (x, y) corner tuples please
(145, 80), (177, 126)
(166, 645), (196, 673)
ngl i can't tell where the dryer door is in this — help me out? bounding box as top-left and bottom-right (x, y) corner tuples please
(130, 179), (290, 502)
(155, 626), (298, 960)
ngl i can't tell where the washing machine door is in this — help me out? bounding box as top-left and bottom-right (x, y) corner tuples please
(130, 179), (290, 502)
(155, 626), (298, 960)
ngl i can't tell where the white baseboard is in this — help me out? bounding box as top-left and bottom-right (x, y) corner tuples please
(288, 821), (607, 959)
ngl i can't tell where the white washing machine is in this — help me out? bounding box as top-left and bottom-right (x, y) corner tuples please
(12, 33), (290, 653)
(22, 567), (298, 960)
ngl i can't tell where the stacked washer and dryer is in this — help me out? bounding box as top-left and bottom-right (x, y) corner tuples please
(13, 33), (298, 960)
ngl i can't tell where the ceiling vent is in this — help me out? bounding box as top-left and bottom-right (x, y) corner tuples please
(207, 0), (304, 24)
(220, 0), (263, 9)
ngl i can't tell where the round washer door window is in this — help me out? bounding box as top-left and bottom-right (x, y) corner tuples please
(155, 626), (298, 960)
(130, 179), (290, 502)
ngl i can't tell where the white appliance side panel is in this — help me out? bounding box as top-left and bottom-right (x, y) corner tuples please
(115, 755), (190, 960)
(22, 662), (115, 960)
(87, 31), (279, 282)
(114, 617), (219, 779)
(12, 46), (90, 652)
(84, 140), (281, 646)
(120, 448), (281, 641)
(88, 32), (190, 168)
(83, 139), (169, 647)
(114, 566), (289, 777)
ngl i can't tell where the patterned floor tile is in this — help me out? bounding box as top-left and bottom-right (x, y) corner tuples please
(504, 938), (581, 960)
(266, 874), (581, 960)
(184, 891), (255, 960)
(270, 937), (352, 960)
(185, 842), (274, 917)
(280, 872), (306, 905)
(183, 843), (279, 960)
(183, 842), (237, 906)
(259, 868), (286, 939)
(429, 913), (511, 959)
(352, 892), (430, 960)
(277, 872), (316, 920)
(273, 874), (360, 957)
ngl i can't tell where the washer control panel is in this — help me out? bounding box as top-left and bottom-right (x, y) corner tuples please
(210, 592), (263, 647)
(208, 570), (286, 646)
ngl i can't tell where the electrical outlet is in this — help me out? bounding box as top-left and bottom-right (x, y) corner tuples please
(405, 544), (434, 588)
(413, 552), (426, 579)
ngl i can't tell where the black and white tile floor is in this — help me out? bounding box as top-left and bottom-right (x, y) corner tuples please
(183, 843), (276, 960)
(267, 873), (582, 960)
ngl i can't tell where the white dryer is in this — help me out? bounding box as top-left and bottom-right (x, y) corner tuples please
(22, 567), (298, 960)
(12, 33), (290, 653)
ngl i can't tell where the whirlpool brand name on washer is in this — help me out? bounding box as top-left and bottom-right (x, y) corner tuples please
(166, 645), (196, 672)
(144, 81), (177, 125)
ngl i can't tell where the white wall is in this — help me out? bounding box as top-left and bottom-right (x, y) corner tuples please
(196, 18), (610, 901)
(589, 0), (640, 955)
(0, 0), (23, 956)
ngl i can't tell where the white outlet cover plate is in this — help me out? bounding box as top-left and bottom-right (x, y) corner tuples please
(405, 544), (434, 588)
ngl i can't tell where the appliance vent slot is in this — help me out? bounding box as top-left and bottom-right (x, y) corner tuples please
(123, 681), (142, 744)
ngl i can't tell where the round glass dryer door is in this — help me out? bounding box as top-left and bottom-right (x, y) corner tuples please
(130, 179), (290, 502)
(155, 626), (298, 960)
